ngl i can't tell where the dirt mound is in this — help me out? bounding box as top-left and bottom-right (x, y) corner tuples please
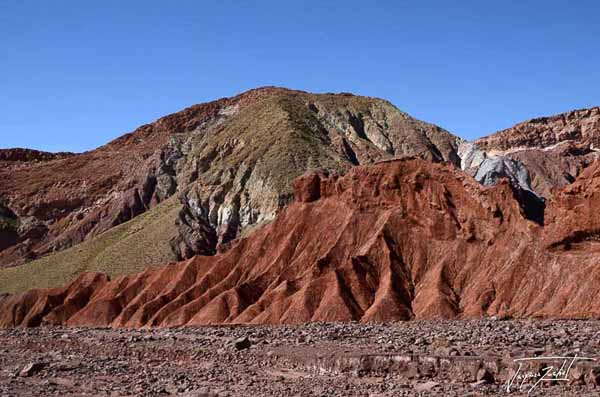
(3, 158), (599, 327)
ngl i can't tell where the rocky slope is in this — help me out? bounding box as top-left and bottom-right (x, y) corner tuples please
(0, 148), (73, 165)
(3, 158), (600, 327)
(0, 102), (227, 268)
(3, 320), (600, 396)
(0, 87), (461, 271)
(0, 197), (183, 295)
(475, 107), (600, 197)
(458, 142), (545, 224)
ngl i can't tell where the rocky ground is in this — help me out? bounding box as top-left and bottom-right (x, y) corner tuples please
(1, 320), (600, 396)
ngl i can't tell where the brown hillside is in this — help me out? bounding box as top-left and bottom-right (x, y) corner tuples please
(0, 87), (461, 273)
(476, 107), (600, 197)
(3, 158), (600, 327)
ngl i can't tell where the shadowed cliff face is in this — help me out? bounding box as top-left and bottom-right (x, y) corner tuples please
(458, 142), (546, 224)
(3, 158), (600, 328)
(0, 87), (461, 270)
(458, 107), (600, 224)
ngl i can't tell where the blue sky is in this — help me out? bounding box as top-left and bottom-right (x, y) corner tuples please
(1, 1), (599, 152)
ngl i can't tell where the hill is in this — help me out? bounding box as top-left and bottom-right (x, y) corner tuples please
(0, 87), (461, 291)
(3, 157), (600, 327)
(475, 107), (600, 197)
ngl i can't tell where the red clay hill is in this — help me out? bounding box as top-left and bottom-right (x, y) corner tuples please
(3, 157), (600, 327)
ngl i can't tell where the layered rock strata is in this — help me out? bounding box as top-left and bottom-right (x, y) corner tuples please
(2, 158), (600, 327)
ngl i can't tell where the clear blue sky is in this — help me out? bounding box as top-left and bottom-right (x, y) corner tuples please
(1, 1), (599, 152)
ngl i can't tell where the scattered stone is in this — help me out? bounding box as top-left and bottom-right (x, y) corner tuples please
(587, 367), (600, 386)
(0, 321), (597, 396)
(413, 380), (440, 392)
(470, 379), (489, 388)
(476, 367), (494, 383)
(19, 362), (48, 377)
(233, 336), (252, 351)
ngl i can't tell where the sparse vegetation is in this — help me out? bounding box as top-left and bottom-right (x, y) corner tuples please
(0, 88), (461, 296)
(0, 197), (181, 294)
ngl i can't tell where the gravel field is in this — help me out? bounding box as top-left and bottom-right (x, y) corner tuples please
(1, 320), (600, 396)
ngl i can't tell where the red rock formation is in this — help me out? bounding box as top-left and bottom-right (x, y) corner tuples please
(476, 107), (600, 197)
(0, 148), (73, 164)
(3, 158), (599, 328)
(476, 107), (600, 152)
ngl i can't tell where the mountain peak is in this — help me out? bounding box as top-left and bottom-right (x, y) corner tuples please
(0, 88), (460, 275)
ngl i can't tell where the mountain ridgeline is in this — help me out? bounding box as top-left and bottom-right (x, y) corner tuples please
(1, 87), (599, 326)
(0, 87), (461, 290)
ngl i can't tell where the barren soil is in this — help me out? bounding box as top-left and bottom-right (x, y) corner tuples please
(1, 320), (599, 396)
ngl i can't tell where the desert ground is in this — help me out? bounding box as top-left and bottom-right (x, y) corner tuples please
(1, 319), (599, 396)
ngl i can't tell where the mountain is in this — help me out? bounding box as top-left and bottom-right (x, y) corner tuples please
(2, 89), (600, 327)
(475, 107), (600, 198)
(3, 157), (600, 327)
(0, 87), (461, 291)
